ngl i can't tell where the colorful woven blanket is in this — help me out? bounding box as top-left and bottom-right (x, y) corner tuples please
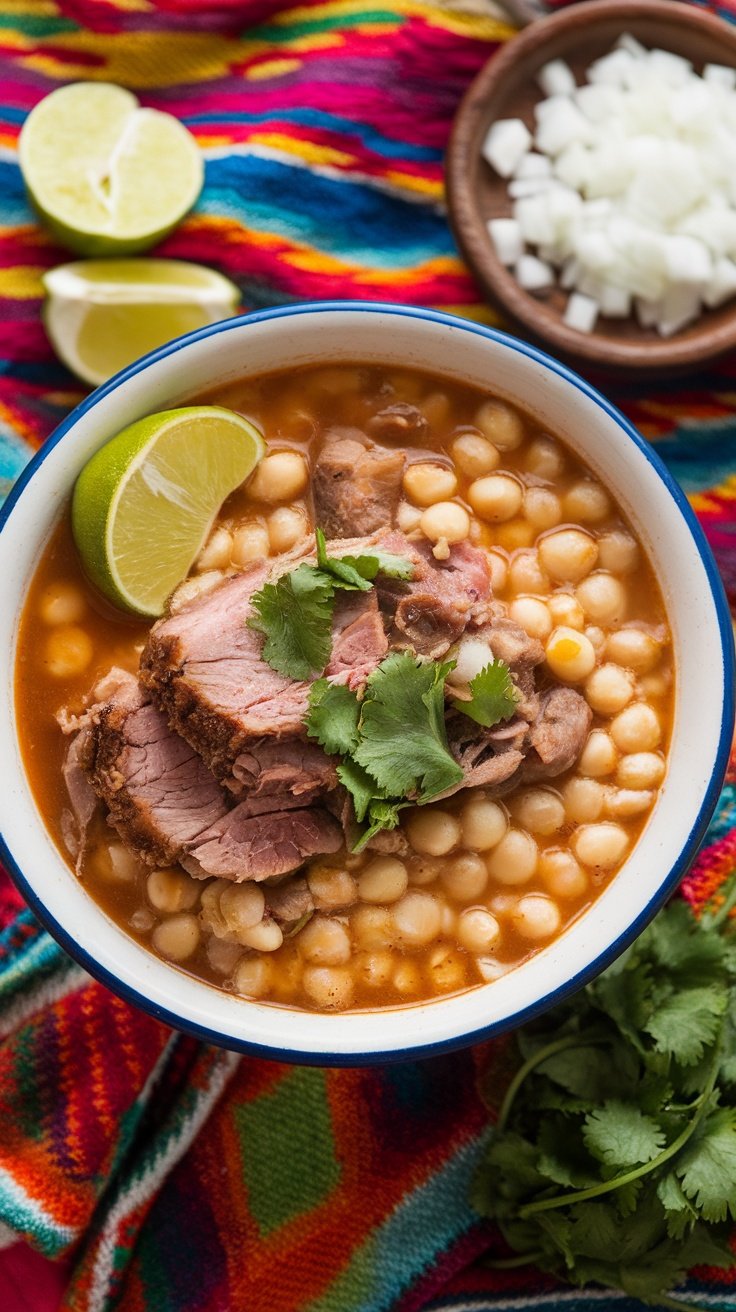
(1, 1), (736, 1309)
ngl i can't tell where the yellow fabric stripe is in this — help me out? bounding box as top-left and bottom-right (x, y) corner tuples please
(0, 265), (45, 298)
(249, 132), (355, 166)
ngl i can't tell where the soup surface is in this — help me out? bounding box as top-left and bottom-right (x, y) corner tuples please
(16, 364), (673, 1011)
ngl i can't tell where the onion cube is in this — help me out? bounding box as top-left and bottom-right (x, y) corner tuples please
(703, 63), (736, 90)
(599, 283), (631, 318)
(616, 33), (647, 60)
(576, 230), (615, 272)
(575, 84), (624, 124)
(664, 235), (712, 286)
(535, 98), (591, 156)
(647, 48), (693, 88)
(516, 254), (554, 291)
(560, 257), (581, 289)
(587, 49), (636, 88)
(488, 218), (524, 267)
(656, 284), (701, 337)
(635, 297), (662, 329)
(514, 194), (556, 245)
(554, 141), (592, 191)
(563, 292), (599, 334)
(508, 176), (553, 199)
(482, 118), (532, 177)
(514, 152), (552, 180)
(537, 59), (577, 97)
(703, 256), (736, 308)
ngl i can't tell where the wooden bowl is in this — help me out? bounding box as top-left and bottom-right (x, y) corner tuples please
(446, 0), (736, 376)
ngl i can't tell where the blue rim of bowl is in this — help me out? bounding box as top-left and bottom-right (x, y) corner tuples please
(1, 300), (734, 1067)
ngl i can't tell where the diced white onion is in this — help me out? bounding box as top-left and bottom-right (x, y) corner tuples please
(516, 254), (554, 291)
(514, 152), (552, 180)
(537, 59), (576, 98)
(563, 292), (598, 334)
(704, 63), (736, 90)
(482, 118), (532, 177)
(488, 217), (523, 267)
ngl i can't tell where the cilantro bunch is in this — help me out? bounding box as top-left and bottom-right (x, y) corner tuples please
(474, 896), (736, 1311)
(307, 652), (519, 848)
(248, 528), (412, 680)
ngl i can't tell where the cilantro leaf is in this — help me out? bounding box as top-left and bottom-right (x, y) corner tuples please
(306, 679), (361, 756)
(676, 1108), (736, 1222)
(451, 659), (519, 728)
(315, 527), (412, 591)
(354, 652), (463, 801)
(583, 1101), (665, 1169)
(248, 564), (334, 680)
(645, 985), (728, 1065)
(336, 757), (377, 825)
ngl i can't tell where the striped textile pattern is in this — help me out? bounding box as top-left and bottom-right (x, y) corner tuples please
(0, 0), (736, 1309)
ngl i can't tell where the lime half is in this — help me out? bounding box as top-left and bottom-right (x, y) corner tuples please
(72, 407), (264, 616)
(20, 83), (203, 256)
(43, 259), (241, 386)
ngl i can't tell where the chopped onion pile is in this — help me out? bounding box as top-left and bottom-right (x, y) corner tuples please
(482, 37), (736, 337)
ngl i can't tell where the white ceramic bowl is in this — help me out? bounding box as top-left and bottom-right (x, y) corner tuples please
(0, 303), (732, 1065)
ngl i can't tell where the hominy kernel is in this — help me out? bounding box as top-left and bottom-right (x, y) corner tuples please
(39, 582), (86, 626)
(352, 905), (396, 949)
(393, 891), (442, 947)
(563, 776), (605, 823)
(249, 451), (308, 503)
(406, 809), (461, 857)
(426, 944), (467, 991)
(408, 856), (442, 886)
(220, 882), (266, 934)
(169, 571), (224, 613)
(45, 626), (93, 678)
(512, 788), (565, 836)
(107, 844), (140, 881)
(403, 462), (457, 507)
(545, 626), (596, 682)
(640, 674), (671, 700)
(397, 501), (423, 534)
(573, 822), (629, 870)
(298, 916), (351, 965)
(605, 787), (655, 819)
(563, 480), (611, 524)
(197, 526), (232, 571)
(355, 951), (395, 987)
(548, 593), (585, 630)
(524, 486), (562, 530)
(539, 529), (598, 583)
(525, 436), (565, 479)
(509, 549), (549, 595)
(513, 894), (561, 939)
(147, 868), (201, 913)
(441, 853), (489, 901)
(476, 957), (511, 982)
(232, 522), (269, 565)
(539, 849), (589, 899)
(267, 506), (308, 553)
(303, 966), (354, 1010)
(578, 730), (618, 778)
(487, 829), (538, 885)
(233, 955), (273, 998)
(575, 572), (627, 625)
(459, 798), (507, 850)
(616, 752), (666, 790)
(597, 529), (639, 574)
(495, 519), (536, 551)
(468, 473), (523, 522)
(451, 432), (500, 478)
(475, 400), (525, 449)
(509, 597), (553, 640)
(358, 856), (408, 905)
(610, 703), (661, 753)
(604, 629), (661, 673)
(420, 501), (470, 544)
(239, 918), (284, 952)
(422, 392), (451, 429)
(488, 893), (518, 917)
(585, 626), (606, 651)
(152, 913), (201, 961)
(486, 550), (508, 592)
(393, 961), (423, 995)
(206, 936), (243, 976)
(307, 866), (358, 911)
(456, 908), (500, 953)
(585, 664), (635, 716)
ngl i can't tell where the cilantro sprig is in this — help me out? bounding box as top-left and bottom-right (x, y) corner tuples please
(307, 651), (464, 848)
(248, 529), (413, 681)
(451, 659), (519, 728)
(473, 896), (736, 1311)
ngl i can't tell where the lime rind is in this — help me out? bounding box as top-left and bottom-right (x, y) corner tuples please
(72, 406), (264, 616)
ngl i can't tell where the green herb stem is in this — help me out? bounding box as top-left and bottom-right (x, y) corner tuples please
(520, 1038), (722, 1219)
(496, 1032), (604, 1133)
(483, 1251), (547, 1270)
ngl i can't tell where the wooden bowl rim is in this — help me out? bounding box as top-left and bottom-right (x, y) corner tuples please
(446, 0), (736, 373)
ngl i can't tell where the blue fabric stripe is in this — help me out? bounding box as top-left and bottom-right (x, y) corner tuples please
(190, 108), (440, 162)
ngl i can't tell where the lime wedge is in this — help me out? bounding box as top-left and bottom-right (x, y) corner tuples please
(19, 83), (203, 256)
(72, 407), (264, 616)
(43, 259), (241, 386)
